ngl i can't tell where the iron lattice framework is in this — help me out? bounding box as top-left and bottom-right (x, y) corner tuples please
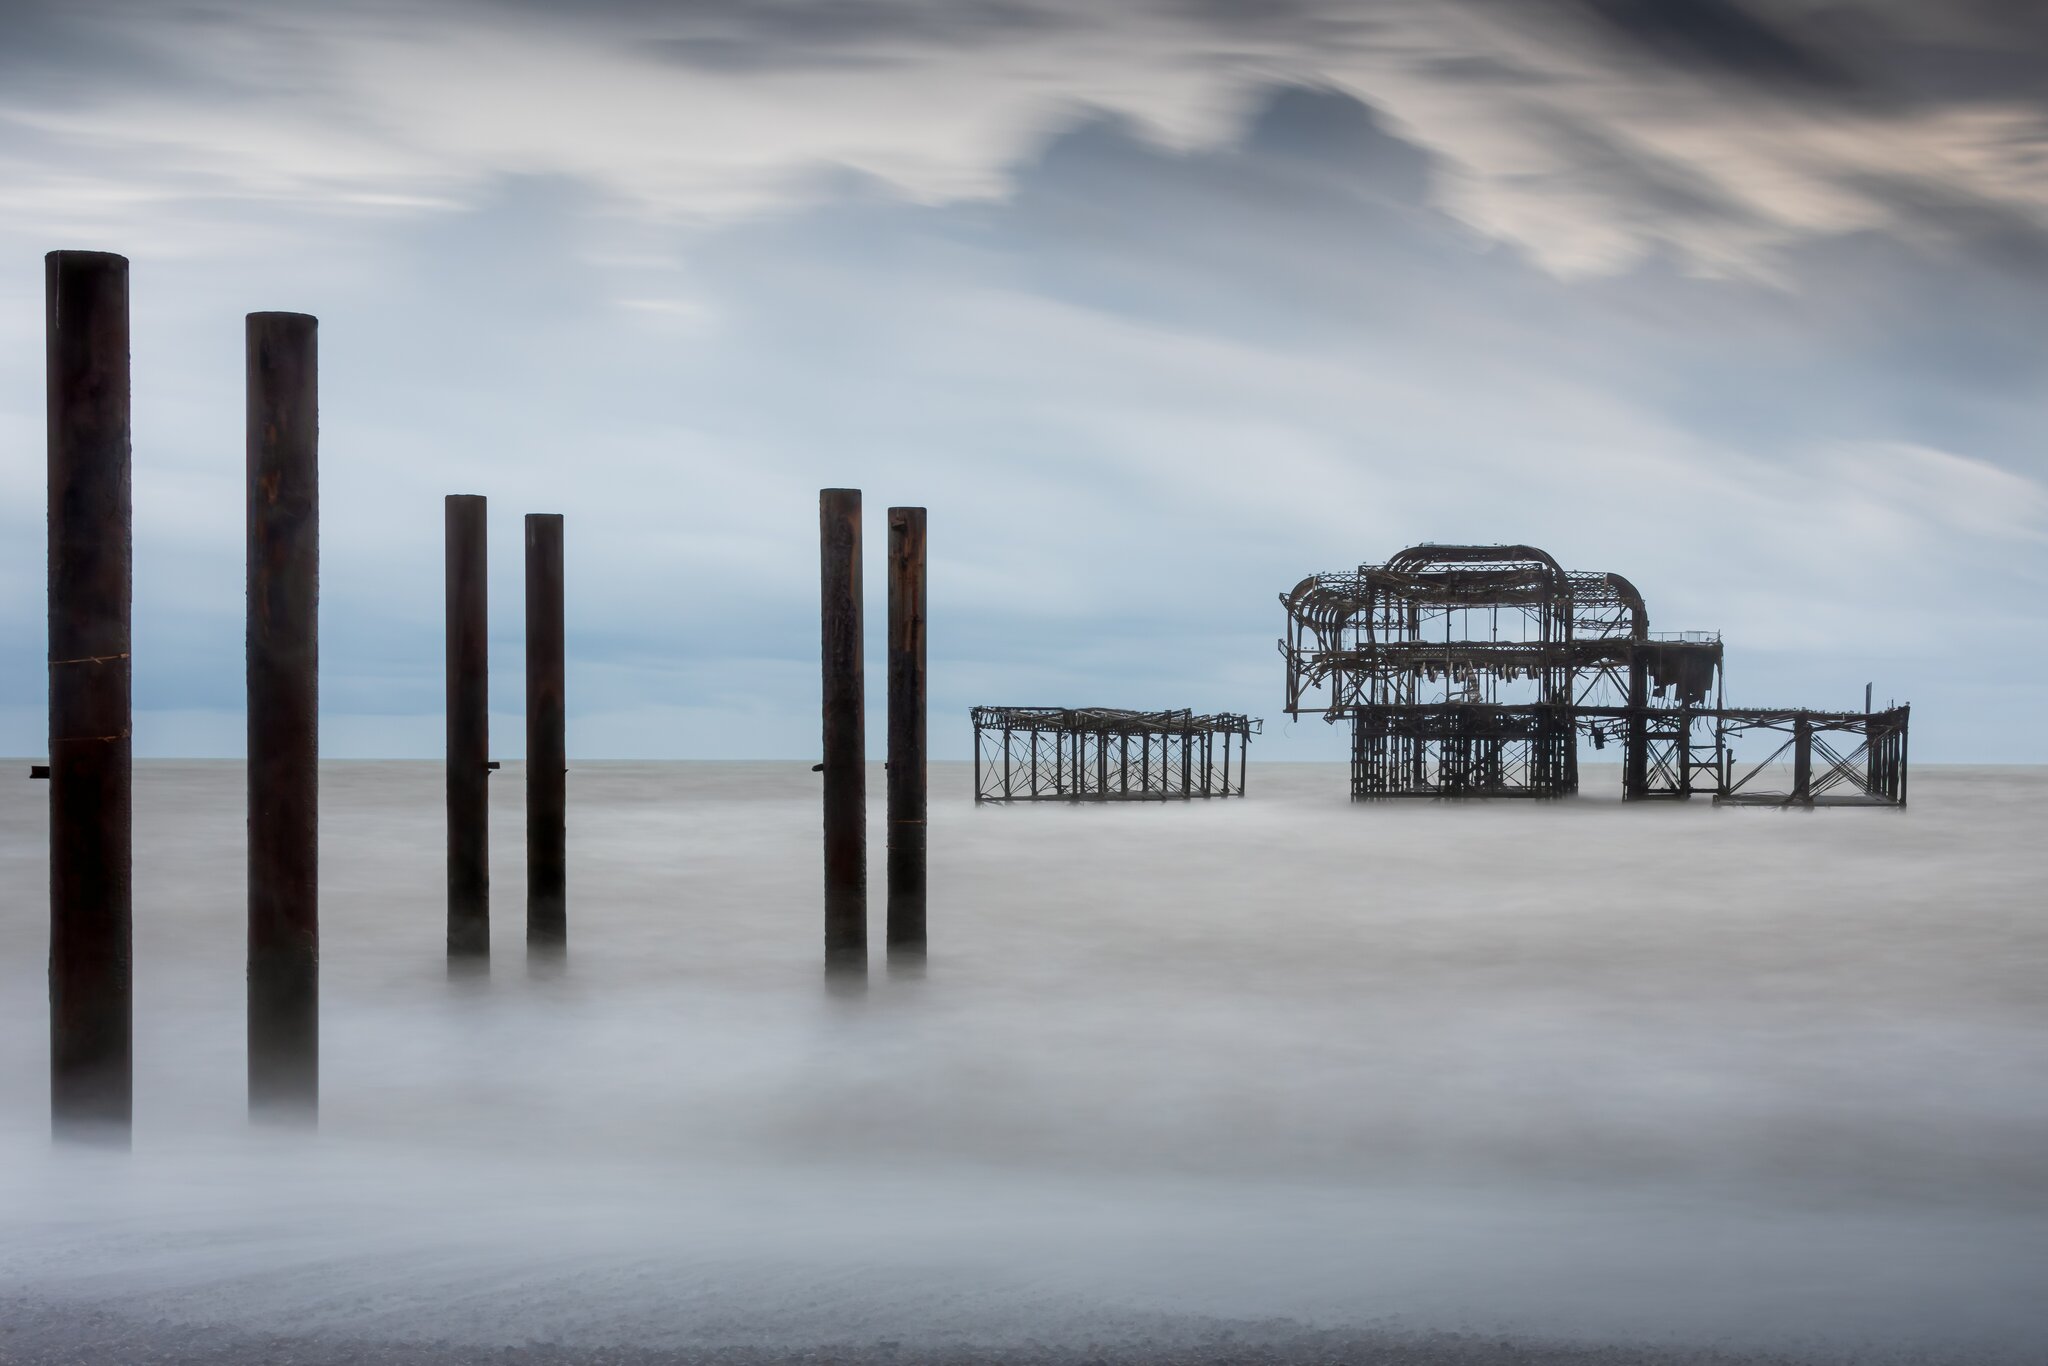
(1280, 544), (1908, 807)
(972, 707), (1261, 803)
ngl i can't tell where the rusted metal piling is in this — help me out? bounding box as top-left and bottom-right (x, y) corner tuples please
(46, 250), (132, 1141)
(819, 489), (865, 969)
(886, 506), (926, 956)
(445, 495), (489, 960)
(525, 513), (566, 953)
(246, 312), (319, 1119)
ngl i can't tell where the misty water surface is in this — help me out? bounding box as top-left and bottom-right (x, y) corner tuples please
(0, 762), (2043, 1359)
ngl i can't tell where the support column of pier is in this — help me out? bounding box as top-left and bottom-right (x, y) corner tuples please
(1623, 644), (1649, 800)
(445, 495), (489, 961)
(47, 250), (132, 1142)
(819, 489), (865, 969)
(525, 514), (566, 954)
(1791, 713), (1813, 808)
(886, 506), (926, 956)
(246, 311), (319, 1120)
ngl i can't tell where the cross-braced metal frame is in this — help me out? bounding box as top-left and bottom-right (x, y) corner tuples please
(1713, 707), (1909, 807)
(972, 707), (1261, 803)
(1281, 543), (1908, 806)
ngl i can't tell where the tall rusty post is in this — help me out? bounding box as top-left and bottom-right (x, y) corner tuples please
(46, 250), (132, 1142)
(819, 489), (865, 970)
(246, 312), (319, 1121)
(445, 495), (489, 961)
(886, 506), (926, 957)
(525, 513), (566, 954)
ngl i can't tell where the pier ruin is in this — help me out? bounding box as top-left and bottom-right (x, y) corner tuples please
(1280, 544), (1908, 807)
(973, 707), (1260, 802)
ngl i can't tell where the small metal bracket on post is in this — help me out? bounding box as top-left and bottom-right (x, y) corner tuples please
(487, 761), (501, 771)
(30, 764), (50, 779)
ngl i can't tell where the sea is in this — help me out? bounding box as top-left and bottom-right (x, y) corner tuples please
(0, 761), (2043, 1363)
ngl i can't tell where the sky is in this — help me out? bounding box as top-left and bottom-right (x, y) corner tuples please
(2, 0), (2045, 762)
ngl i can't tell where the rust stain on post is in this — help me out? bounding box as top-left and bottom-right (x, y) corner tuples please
(886, 506), (926, 955)
(246, 311), (319, 1121)
(47, 250), (132, 1142)
(819, 489), (865, 969)
(445, 494), (489, 960)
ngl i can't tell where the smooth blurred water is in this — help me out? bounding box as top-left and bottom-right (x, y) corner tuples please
(0, 761), (2043, 1358)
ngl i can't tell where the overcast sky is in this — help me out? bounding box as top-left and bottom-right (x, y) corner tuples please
(3, 0), (2045, 761)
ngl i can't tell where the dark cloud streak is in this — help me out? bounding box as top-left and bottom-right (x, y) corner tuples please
(563, 0), (1074, 73)
(1568, 0), (1864, 94)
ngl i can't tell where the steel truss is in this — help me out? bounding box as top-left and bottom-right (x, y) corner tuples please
(1281, 544), (1908, 806)
(971, 707), (1262, 803)
(1712, 706), (1910, 807)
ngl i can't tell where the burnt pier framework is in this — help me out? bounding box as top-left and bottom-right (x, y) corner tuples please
(1280, 543), (1908, 807)
(972, 708), (1260, 803)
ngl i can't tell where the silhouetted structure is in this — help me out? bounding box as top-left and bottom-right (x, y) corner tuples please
(1280, 544), (1907, 807)
(972, 708), (1259, 803)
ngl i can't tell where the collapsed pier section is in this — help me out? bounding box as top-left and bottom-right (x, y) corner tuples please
(972, 707), (1260, 803)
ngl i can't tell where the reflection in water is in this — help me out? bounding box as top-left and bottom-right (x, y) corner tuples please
(0, 760), (2042, 1361)
(525, 938), (568, 981)
(823, 957), (870, 1000)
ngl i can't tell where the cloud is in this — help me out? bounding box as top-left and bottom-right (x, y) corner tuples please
(647, 84), (2048, 754)
(1562, 0), (1866, 96)
(626, 0), (1068, 72)
(1512, 110), (1768, 232)
(3, 0), (2048, 761)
